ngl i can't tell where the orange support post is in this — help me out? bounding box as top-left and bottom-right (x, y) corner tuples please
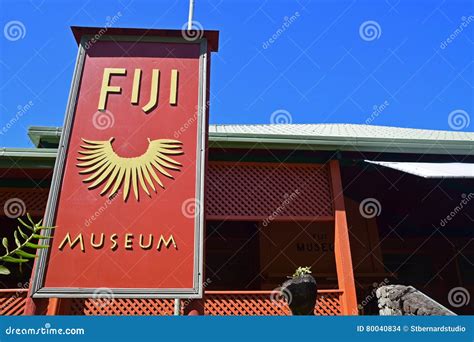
(329, 160), (358, 315)
(23, 297), (60, 315)
(46, 298), (60, 315)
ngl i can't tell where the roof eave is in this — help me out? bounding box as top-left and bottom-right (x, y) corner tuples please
(209, 133), (474, 155)
(0, 148), (57, 158)
(28, 126), (62, 147)
(71, 26), (220, 52)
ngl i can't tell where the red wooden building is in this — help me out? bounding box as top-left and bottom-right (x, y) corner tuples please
(0, 123), (473, 315)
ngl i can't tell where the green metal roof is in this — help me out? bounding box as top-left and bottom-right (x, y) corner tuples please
(27, 126), (61, 148)
(0, 147), (57, 169)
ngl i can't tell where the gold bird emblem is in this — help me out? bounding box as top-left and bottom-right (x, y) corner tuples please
(77, 138), (183, 201)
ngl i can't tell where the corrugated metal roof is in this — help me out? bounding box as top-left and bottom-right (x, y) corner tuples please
(209, 124), (474, 142)
(15, 124), (474, 157)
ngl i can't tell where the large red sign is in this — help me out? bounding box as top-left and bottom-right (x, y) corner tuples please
(31, 27), (218, 298)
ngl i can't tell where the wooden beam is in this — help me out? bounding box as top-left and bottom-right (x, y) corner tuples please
(46, 298), (60, 315)
(329, 160), (358, 315)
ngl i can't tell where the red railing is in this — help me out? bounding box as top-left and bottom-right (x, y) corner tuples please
(204, 290), (342, 316)
(0, 289), (342, 316)
(0, 289), (28, 316)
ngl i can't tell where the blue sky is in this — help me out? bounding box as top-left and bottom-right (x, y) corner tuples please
(0, 0), (473, 147)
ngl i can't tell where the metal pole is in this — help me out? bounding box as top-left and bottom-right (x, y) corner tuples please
(187, 0), (195, 30)
(174, 298), (181, 315)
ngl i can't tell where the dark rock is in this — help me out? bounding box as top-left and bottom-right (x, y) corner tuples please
(376, 285), (456, 316)
(281, 274), (317, 315)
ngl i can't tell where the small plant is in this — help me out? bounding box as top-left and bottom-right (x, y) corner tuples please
(0, 213), (54, 275)
(291, 266), (312, 279)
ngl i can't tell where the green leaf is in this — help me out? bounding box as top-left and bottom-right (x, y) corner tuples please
(0, 265), (10, 275)
(13, 231), (21, 248)
(25, 242), (49, 249)
(35, 226), (55, 232)
(18, 218), (34, 231)
(1, 256), (29, 263)
(37, 226), (56, 230)
(32, 234), (51, 239)
(15, 250), (37, 259)
(2, 238), (8, 252)
(27, 213), (36, 227)
(17, 226), (28, 239)
(0, 215), (55, 271)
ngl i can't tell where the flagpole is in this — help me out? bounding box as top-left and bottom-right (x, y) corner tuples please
(187, 0), (195, 30)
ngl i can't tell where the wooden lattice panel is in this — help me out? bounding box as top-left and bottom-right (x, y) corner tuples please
(204, 292), (291, 315)
(0, 188), (49, 217)
(64, 291), (341, 316)
(204, 291), (341, 316)
(314, 291), (342, 316)
(206, 162), (333, 220)
(0, 289), (28, 315)
(0, 162), (334, 220)
(68, 298), (175, 315)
